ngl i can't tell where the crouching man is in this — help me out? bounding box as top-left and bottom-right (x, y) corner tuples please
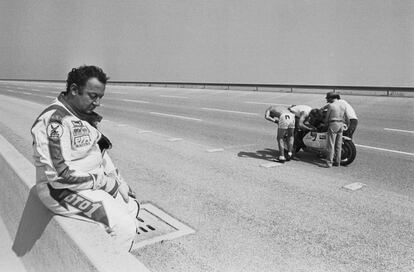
(265, 106), (295, 162)
(31, 65), (140, 251)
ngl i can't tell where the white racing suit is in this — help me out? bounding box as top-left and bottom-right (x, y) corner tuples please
(31, 93), (139, 251)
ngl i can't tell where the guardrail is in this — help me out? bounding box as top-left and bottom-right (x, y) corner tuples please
(123, 82), (414, 96)
(1, 79), (413, 96)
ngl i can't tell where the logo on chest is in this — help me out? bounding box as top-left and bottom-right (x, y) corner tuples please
(71, 121), (92, 148)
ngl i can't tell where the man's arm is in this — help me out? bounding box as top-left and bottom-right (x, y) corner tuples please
(264, 107), (279, 123)
(298, 112), (315, 131)
(102, 152), (136, 202)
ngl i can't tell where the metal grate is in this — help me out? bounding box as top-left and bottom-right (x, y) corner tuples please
(132, 203), (195, 249)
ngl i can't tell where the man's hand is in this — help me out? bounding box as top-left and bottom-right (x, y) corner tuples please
(98, 171), (135, 203)
(118, 182), (130, 203)
(98, 174), (119, 196)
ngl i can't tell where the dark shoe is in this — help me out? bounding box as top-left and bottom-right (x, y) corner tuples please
(333, 162), (340, 167)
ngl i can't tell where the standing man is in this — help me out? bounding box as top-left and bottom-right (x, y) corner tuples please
(265, 106), (295, 162)
(321, 94), (358, 139)
(31, 65), (140, 251)
(323, 92), (346, 167)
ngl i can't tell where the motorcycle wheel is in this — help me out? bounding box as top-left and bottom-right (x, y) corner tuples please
(340, 140), (356, 166)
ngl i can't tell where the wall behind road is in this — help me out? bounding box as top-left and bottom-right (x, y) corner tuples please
(0, 0), (413, 87)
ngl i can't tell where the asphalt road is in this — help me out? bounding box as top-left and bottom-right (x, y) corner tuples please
(0, 81), (413, 272)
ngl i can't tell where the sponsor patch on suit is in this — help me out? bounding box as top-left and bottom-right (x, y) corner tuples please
(71, 121), (92, 148)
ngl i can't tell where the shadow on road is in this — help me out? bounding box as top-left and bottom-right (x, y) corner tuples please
(238, 147), (325, 167)
(291, 151), (325, 166)
(237, 148), (279, 161)
(12, 186), (53, 257)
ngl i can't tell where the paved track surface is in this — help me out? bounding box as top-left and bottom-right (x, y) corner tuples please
(0, 81), (413, 272)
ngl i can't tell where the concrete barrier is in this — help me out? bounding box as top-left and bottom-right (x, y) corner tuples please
(0, 134), (150, 272)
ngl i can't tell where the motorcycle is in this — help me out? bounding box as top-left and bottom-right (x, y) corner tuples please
(289, 126), (356, 166)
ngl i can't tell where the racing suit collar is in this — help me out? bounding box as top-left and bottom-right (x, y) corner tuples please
(58, 92), (103, 127)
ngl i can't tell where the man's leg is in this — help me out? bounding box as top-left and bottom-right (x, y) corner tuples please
(334, 127), (343, 166)
(286, 127), (295, 160)
(326, 125), (336, 167)
(277, 128), (287, 161)
(37, 184), (137, 251)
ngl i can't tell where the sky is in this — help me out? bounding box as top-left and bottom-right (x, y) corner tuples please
(0, 0), (413, 87)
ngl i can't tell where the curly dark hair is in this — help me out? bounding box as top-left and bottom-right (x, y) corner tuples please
(66, 65), (109, 93)
(308, 108), (323, 123)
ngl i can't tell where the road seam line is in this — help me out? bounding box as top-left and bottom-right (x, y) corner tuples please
(355, 144), (414, 156)
(384, 128), (414, 134)
(159, 95), (189, 99)
(150, 112), (202, 121)
(201, 107), (258, 116)
(244, 102), (291, 106)
(122, 99), (150, 104)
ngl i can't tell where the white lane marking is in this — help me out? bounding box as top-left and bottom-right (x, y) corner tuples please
(384, 128), (414, 134)
(244, 101), (291, 106)
(138, 130), (152, 134)
(30, 89), (42, 92)
(201, 107), (258, 116)
(208, 90), (227, 94)
(221, 143), (258, 150)
(6, 89), (15, 92)
(150, 112), (202, 122)
(206, 148), (224, 153)
(260, 162), (282, 168)
(111, 91), (127, 94)
(159, 95), (189, 99)
(29, 93), (44, 97)
(167, 138), (183, 142)
(22, 92), (32, 95)
(16, 87), (24, 90)
(342, 182), (366, 191)
(45, 96), (55, 99)
(355, 144), (414, 156)
(122, 99), (150, 104)
(234, 92), (253, 97)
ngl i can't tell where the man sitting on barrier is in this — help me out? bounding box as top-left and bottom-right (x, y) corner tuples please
(31, 65), (140, 251)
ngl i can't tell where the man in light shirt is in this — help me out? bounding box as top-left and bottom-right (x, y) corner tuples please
(321, 93), (358, 139)
(265, 106), (295, 162)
